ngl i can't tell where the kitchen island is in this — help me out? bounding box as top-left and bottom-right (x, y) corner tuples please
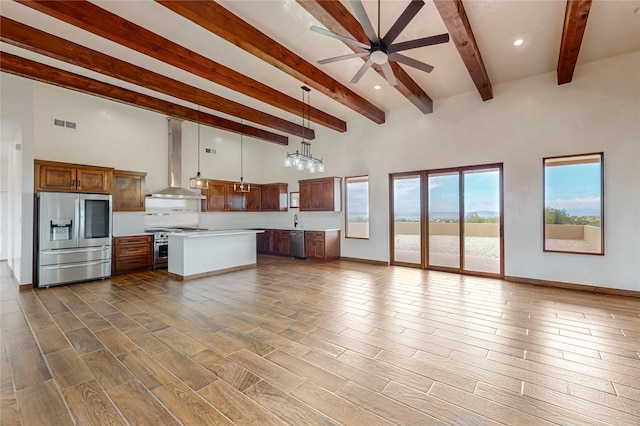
(168, 229), (263, 281)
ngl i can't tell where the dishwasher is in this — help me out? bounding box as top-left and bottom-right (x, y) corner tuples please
(290, 229), (306, 259)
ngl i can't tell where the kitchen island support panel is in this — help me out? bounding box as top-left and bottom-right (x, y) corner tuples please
(168, 230), (263, 281)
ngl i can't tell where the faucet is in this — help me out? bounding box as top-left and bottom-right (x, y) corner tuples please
(294, 214), (298, 228)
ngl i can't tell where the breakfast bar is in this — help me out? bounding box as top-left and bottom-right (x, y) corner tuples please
(167, 229), (264, 281)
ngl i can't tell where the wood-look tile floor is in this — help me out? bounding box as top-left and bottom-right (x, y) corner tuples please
(1, 256), (639, 425)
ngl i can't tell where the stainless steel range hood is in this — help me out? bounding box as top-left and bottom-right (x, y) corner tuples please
(147, 118), (205, 199)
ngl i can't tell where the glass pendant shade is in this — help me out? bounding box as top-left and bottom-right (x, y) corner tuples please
(283, 86), (325, 173)
(190, 172), (208, 190)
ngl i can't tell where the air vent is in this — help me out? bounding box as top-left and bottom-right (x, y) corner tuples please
(52, 117), (77, 130)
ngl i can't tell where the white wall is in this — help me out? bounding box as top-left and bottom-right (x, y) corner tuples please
(2, 51), (638, 292)
(276, 52), (639, 291)
(0, 74), (35, 285)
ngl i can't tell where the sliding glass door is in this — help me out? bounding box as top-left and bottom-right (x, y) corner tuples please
(391, 164), (503, 277)
(428, 172), (460, 269)
(427, 165), (503, 276)
(390, 173), (422, 266)
(462, 167), (502, 275)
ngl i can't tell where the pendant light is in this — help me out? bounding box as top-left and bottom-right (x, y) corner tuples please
(283, 86), (324, 173)
(189, 106), (208, 190)
(234, 119), (250, 193)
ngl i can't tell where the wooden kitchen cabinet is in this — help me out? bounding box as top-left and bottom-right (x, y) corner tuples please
(261, 183), (288, 211)
(299, 177), (342, 212)
(35, 160), (113, 193)
(112, 235), (153, 275)
(257, 229), (273, 254)
(205, 180), (227, 211)
(305, 230), (340, 260)
(272, 230), (291, 256)
(205, 180), (261, 211)
(113, 170), (146, 212)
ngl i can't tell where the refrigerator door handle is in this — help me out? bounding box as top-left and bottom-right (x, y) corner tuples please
(77, 197), (83, 241)
(41, 247), (108, 255)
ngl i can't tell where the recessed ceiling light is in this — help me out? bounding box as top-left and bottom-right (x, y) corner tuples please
(513, 39), (524, 46)
(374, 85), (381, 90)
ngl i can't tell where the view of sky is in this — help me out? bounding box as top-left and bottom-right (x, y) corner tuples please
(346, 180), (369, 217)
(545, 162), (601, 216)
(392, 171), (501, 219)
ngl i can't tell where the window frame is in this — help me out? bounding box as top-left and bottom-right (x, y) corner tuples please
(345, 175), (370, 240)
(543, 152), (604, 255)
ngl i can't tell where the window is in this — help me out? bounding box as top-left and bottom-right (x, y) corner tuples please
(544, 153), (604, 255)
(345, 175), (369, 239)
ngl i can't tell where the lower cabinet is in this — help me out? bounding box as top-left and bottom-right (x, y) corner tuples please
(272, 230), (291, 256)
(112, 235), (153, 275)
(257, 230), (273, 254)
(305, 230), (340, 261)
(256, 229), (340, 260)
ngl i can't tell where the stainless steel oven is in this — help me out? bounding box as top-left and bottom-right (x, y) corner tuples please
(152, 231), (170, 269)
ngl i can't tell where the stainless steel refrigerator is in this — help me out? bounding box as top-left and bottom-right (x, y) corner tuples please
(36, 191), (112, 288)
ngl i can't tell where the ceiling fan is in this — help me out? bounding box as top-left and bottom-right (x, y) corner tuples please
(311, 0), (449, 86)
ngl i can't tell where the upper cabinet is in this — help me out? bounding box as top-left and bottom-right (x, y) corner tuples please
(204, 179), (262, 212)
(261, 183), (288, 212)
(113, 170), (146, 212)
(299, 177), (342, 212)
(35, 160), (113, 194)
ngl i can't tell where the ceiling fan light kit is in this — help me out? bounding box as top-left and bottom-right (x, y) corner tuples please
(284, 86), (325, 174)
(312, 0), (450, 86)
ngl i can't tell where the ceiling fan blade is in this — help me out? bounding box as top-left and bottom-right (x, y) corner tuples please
(382, 0), (425, 47)
(380, 61), (398, 86)
(388, 33), (450, 53)
(310, 26), (370, 50)
(318, 52), (370, 65)
(388, 52), (434, 73)
(350, 57), (374, 84)
(349, 0), (379, 43)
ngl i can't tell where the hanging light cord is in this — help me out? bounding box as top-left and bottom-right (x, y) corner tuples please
(240, 119), (244, 182)
(197, 106), (201, 173)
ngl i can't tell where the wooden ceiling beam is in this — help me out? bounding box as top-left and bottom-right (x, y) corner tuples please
(0, 17), (312, 139)
(433, 0), (493, 101)
(297, 0), (435, 114)
(16, 0), (346, 133)
(155, 0), (386, 124)
(557, 0), (592, 85)
(0, 52), (288, 145)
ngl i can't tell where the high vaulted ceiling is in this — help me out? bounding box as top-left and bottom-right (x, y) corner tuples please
(1, 0), (639, 146)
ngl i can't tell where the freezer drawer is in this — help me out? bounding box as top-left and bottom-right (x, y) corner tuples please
(39, 246), (111, 266)
(38, 259), (111, 288)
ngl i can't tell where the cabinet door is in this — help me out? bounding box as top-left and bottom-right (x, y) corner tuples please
(114, 172), (146, 211)
(206, 181), (227, 211)
(258, 230), (273, 254)
(77, 167), (112, 193)
(261, 186), (277, 211)
(245, 185), (261, 211)
(37, 163), (77, 191)
(226, 185), (245, 211)
(321, 180), (335, 211)
(299, 182), (311, 210)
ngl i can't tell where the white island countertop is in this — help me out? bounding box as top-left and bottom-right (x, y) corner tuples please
(170, 229), (264, 238)
(168, 229), (263, 281)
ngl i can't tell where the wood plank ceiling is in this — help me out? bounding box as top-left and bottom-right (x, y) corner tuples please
(0, 0), (597, 145)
